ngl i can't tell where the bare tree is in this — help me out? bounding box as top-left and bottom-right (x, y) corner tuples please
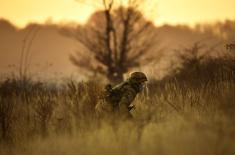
(64, 0), (159, 83)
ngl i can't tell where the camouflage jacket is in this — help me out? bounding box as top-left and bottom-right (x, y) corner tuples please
(96, 81), (141, 118)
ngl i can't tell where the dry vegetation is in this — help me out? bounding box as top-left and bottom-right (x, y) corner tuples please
(1, 54), (235, 155)
(0, 0), (235, 154)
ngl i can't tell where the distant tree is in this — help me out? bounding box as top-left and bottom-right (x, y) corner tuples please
(172, 41), (235, 86)
(65, 0), (160, 83)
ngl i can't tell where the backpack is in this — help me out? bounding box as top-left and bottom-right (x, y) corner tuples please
(103, 82), (128, 105)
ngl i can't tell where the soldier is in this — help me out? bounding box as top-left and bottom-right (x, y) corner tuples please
(95, 72), (148, 119)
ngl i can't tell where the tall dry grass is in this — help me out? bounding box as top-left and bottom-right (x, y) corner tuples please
(0, 76), (234, 155)
(1, 56), (235, 155)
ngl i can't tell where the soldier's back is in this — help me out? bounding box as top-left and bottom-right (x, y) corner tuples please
(95, 81), (137, 118)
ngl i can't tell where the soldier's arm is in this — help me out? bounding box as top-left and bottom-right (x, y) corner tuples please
(118, 87), (136, 118)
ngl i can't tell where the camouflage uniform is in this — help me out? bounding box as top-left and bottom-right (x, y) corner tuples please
(95, 72), (148, 119)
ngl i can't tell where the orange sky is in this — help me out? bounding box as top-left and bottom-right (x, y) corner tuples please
(0, 0), (235, 28)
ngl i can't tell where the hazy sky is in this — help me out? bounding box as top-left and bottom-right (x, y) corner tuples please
(0, 0), (235, 28)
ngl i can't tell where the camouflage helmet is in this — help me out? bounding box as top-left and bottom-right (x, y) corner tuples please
(129, 72), (148, 83)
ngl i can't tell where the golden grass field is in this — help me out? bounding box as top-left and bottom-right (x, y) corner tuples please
(0, 71), (235, 155)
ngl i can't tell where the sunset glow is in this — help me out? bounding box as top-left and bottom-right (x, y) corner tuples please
(0, 0), (235, 27)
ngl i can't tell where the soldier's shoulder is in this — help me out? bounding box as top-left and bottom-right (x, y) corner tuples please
(121, 83), (135, 92)
(112, 81), (135, 93)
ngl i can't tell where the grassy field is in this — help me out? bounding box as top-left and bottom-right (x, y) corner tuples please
(0, 68), (235, 155)
(1, 55), (235, 155)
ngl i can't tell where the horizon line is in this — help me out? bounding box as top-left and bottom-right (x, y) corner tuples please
(1, 17), (235, 30)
